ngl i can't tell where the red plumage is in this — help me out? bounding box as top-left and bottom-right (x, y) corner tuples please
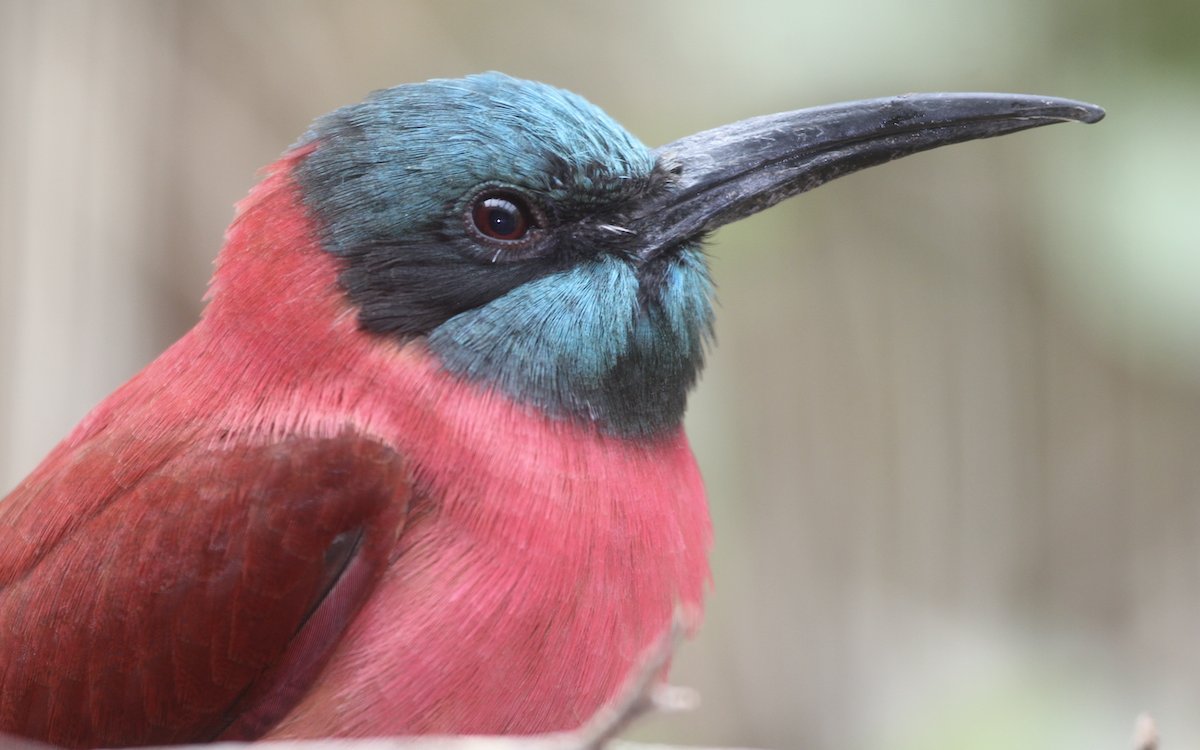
(0, 152), (711, 747)
(0, 72), (1104, 748)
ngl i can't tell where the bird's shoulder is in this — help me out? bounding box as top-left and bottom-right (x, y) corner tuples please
(0, 427), (410, 746)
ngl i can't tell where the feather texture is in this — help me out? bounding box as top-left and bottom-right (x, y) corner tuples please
(0, 153), (711, 745)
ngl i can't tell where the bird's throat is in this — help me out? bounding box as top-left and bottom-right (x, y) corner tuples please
(426, 251), (714, 438)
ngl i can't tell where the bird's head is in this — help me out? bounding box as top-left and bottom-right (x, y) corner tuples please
(220, 73), (1102, 437)
(289, 73), (705, 438)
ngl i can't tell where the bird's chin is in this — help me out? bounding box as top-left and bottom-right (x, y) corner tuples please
(428, 250), (712, 437)
(632, 241), (710, 304)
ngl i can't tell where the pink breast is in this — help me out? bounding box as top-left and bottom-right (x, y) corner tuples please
(264, 349), (712, 738)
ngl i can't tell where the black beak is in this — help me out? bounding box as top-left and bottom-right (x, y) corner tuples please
(631, 93), (1104, 259)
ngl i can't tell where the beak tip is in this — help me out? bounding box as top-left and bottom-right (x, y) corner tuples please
(1078, 103), (1106, 124)
(1036, 97), (1105, 124)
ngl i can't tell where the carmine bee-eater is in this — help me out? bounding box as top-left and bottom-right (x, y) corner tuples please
(0, 74), (1102, 747)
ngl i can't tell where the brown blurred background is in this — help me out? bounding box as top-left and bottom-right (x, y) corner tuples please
(1, 1), (1198, 748)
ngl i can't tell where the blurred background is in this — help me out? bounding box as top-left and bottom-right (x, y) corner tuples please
(1, 1), (1198, 748)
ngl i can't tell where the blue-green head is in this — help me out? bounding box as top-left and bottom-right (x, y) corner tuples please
(293, 72), (1103, 437)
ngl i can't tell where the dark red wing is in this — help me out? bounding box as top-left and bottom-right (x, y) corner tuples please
(0, 431), (409, 748)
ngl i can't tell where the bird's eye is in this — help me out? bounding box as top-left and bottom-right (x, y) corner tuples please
(469, 191), (536, 242)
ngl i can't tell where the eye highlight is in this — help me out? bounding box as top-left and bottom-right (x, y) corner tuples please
(469, 190), (537, 243)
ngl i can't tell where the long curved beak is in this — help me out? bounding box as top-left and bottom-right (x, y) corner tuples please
(631, 93), (1104, 258)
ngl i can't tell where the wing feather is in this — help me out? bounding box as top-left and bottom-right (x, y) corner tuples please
(0, 430), (409, 747)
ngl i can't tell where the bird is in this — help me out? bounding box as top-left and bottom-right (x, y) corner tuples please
(0, 73), (1103, 748)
